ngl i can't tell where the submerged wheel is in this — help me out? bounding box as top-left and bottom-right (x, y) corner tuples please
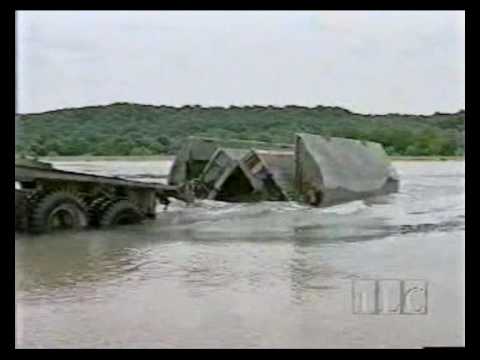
(88, 196), (113, 227)
(15, 190), (29, 232)
(28, 191), (89, 234)
(99, 199), (145, 228)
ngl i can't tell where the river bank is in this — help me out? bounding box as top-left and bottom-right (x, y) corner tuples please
(39, 155), (465, 162)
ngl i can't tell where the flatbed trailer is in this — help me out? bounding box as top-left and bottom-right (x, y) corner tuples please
(15, 161), (192, 234)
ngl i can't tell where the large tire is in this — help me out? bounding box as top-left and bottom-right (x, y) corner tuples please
(88, 196), (113, 227)
(99, 199), (145, 228)
(15, 190), (29, 232)
(28, 191), (89, 234)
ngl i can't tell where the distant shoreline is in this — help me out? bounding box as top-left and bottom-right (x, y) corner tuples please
(39, 155), (465, 162)
(390, 156), (465, 161)
(40, 155), (176, 162)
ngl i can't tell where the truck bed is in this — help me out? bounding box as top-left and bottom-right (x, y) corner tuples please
(15, 164), (178, 193)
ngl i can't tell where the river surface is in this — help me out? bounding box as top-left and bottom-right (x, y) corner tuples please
(15, 160), (465, 348)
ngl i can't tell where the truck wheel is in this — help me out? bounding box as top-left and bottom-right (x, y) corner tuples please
(28, 191), (89, 234)
(88, 196), (113, 227)
(15, 190), (29, 232)
(99, 199), (145, 228)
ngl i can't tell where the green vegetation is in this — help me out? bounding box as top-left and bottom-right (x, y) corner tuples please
(15, 103), (465, 157)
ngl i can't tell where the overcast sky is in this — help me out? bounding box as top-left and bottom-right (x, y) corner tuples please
(16, 11), (465, 115)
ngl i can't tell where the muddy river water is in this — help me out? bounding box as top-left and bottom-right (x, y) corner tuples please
(15, 160), (465, 348)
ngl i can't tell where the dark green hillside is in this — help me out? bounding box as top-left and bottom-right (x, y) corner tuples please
(15, 103), (465, 157)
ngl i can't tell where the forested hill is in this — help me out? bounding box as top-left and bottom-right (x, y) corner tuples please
(15, 103), (465, 157)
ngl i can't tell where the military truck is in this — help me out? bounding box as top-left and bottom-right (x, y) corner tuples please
(15, 132), (400, 234)
(15, 157), (190, 234)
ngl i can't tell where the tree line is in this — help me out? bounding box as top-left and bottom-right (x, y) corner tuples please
(15, 103), (465, 157)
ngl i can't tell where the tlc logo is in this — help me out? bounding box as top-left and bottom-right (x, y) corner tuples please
(352, 279), (428, 315)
